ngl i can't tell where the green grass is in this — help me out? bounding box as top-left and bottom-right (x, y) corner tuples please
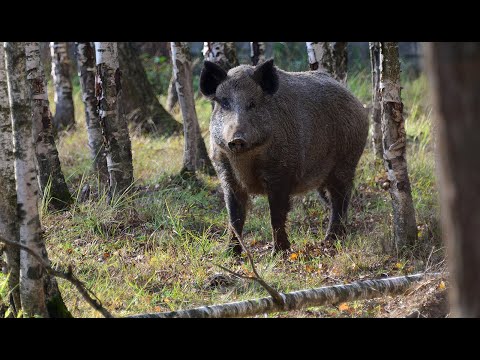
(1, 70), (442, 318)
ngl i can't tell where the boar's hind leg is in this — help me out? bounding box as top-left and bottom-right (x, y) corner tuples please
(225, 188), (249, 255)
(267, 189), (291, 253)
(324, 170), (354, 242)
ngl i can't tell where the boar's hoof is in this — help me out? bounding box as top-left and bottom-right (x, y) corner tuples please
(272, 241), (291, 255)
(227, 242), (243, 256)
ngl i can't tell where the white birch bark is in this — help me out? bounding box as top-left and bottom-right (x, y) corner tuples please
(306, 42), (331, 71)
(5, 42), (48, 317)
(203, 42), (239, 71)
(94, 42), (134, 198)
(50, 42), (75, 131)
(26, 42), (72, 210)
(370, 42), (383, 159)
(250, 42), (266, 65)
(171, 42), (198, 174)
(75, 42), (108, 184)
(0, 42), (21, 314)
(380, 42), (417, 252)
(129, 273), (440, 318)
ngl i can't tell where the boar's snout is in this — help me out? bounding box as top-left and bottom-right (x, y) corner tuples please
(228, 135), (247, 153)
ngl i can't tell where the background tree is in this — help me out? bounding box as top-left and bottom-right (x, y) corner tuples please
(95, 42), (134, 199)
(50, 42), (75, 131)
(171, 42), (206, 176)
(117, 42), (181, 135)
(424, 42), (480, 317)
(75, 42), (109, 184)
(370, 42), (383, 159)
(0, 43), (21, 315)
(379, 42), (417, 253)
(26, 42), (72, 210)
(6, 42), (70, 318)
(202, 42), (239, 71)
(250, 42), (266, 65)
(306, 42), (347, 83)
(166, 71), (178, 112)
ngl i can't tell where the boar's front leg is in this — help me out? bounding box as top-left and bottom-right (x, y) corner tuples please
(224, 186), (249, 255)
(267, 185), (292, 254)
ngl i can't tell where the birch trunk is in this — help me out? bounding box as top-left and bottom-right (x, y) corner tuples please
(5, 42), (48, 317)
(0, 43), (21, 314)
(380, 42), (417, 252)
(331, 42), (348, 84)
(202, 42), (239, 71)
(50, 42), (75, 131)
(424, 42), (480, 317)
(306, 42), (333, 72)
(250, 42), (266, 65)
(129, 273), (439, 318)
(370, 42), (383, 159)
(95, 42), (134, 198)
(26, 42), (72, 211)
(166, 71), (178, 112)
(117, 42), (181, 135)
(171, 42), (199, 175)
(75, 42), (109, 184)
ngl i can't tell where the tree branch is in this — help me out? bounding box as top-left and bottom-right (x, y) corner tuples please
(128, 272), (443, 318)
(0, 236), (113, 318)
(230, 228), (285, 307)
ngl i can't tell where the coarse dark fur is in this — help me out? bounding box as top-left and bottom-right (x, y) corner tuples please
(200, 59), (368, 254)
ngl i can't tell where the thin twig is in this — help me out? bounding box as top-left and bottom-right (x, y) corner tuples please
(0, 237), (113, 318)
(230, 228), (285, 307)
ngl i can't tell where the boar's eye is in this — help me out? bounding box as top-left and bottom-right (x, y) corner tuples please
(220, 98), (231, 111)
(247, 101), (256, 110)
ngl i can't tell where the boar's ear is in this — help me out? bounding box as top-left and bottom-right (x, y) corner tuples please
(200, 61), (227, 98)
(252, 58), (279, 95)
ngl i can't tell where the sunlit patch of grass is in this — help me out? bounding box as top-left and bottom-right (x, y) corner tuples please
(37, 69), (442, 318)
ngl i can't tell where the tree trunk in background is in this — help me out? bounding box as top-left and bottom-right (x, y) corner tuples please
(50, 42), (75, 131)
(172, 42), (215, 176)
(331, 42), (348, 84)
(0, 43), (21, 315)
(6, 42), (49, 317)
(306, 42), (333, 72)
(203, 42), (239, 71)
(26, 42), (72, 211)
(306, 42), (347, 83)
(424, 42), (480, 317)
(117, 42), (181, 135)
(379, 42), (417, 253)
(370, 42), (383, 159)
(75, 42), (109, 185)
(166, 71), (178, 112)
(95, 42), (134, 199)
(250, 42), (266, 65)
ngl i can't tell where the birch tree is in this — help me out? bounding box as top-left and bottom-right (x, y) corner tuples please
(95, 42), (134, 198)
(379, 42), (417, 253)
(5, 42), (49, 317)
(75, 42), (108, 184)
(0, 42), (21, 315)
(166, 71), (178, 112)
(306, 42), (347, 83)
(250, 42), (266, 65)
(424, 42), (480, 317)
(171, 42), (200, 175)
(117, 42), (181, 135)
(370, 42), (383, 159)
(50, 42), (75, 131)
(202, 42), (239, 71)
(26, 42), (72, 210)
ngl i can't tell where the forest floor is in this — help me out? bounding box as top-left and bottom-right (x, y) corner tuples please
(1, 70), (448, 318)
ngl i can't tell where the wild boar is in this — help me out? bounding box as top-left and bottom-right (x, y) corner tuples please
(200, 59), (368, 254)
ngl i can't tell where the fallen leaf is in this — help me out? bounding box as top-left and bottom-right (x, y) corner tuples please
(395, 262), (403, 269)
(305, 265), (314, 273)
(154, 306), (161, 312)
(439, 281), (446, 290)
(338, 303), (350, 312)
(103, 252), (110, 260)
(289, 253), (299, 261)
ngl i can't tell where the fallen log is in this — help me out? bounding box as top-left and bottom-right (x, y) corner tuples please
(128, 272), (443, 318)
